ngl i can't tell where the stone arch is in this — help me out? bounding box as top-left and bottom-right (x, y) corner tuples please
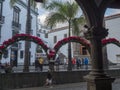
(75, 0), (113, 27)
(0, 34), (49, 59)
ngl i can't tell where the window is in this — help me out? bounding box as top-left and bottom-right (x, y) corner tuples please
(20, 50), (23, 58)
(13, 6), (20, 23)
(64, 34), (67, 38)
(82, 47), (87, 55)
(37, 34), (40, 37)
(0, 0), (5, 24)
(54, 36), (57, 43)
(18, 42), (22, 49)
(3, 50), (8, 58)
(45, 33), (48, 38)
(0, 1), (3, 16)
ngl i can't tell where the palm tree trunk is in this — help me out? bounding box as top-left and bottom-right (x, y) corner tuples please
(67, 20), (72, 71)
(23, 0), (31, 72)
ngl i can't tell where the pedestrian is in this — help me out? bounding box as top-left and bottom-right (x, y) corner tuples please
(38, 57), (44, 71)
(84, 57), (89, 69)
(79, 58), (82, 68)
(35, 58), (39, 71)
(81, 58), (84, 68)
(72, 57), (76, 69)
(4, 62), (13, 73)
(55, 57), (60, 65)
(63, 57), (67, 69)
(44, 69), (53, 88)
(55, 57), (60, 71)
(76, 58), (81, 69)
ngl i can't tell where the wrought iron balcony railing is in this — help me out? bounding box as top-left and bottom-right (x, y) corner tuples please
(11, 43), (19, 50)
(12, 21), (21, 30)
(0, 16), (5, 24)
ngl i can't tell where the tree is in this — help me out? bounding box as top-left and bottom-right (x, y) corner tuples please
(44, 0), (85, 71)
(10, 0), (36, 72)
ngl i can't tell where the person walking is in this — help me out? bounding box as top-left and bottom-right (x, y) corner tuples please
(38, 57), (44, 71)
(76, 58), (81, 69)
(55, 57), (60, 71)
(35, 58), (39, 71)
(63, 57), (67, 69)
(72, 57), (76, 69)
(44, 69), (53, 88)
(84, 57), (89, 69)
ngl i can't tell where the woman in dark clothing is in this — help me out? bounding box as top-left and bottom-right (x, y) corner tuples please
(44, 69), (53, 87)
(35, 59), (39, 71)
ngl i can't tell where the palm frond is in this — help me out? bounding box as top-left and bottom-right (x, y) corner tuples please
(72, 16), (86, 36)
(44, 0), (85, 36)
(30, 0), (37, 8)
(9, 0), (17, 7)
(45, 0), (64, 10)
(45, 12), (67, 28)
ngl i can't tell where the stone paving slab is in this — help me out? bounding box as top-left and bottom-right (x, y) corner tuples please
(13, 78), (120, 90)
(13, 82), (87, 90)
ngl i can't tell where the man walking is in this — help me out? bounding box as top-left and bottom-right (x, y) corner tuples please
(38, 57), (44, 71)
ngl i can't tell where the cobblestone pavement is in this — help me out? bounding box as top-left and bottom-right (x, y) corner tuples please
(13, 78), (120, 90)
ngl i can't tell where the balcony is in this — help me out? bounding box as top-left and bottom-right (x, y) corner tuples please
(12, 21), (21, 30)
(0, 16), (5, 24)
(11, 43), (19, 50)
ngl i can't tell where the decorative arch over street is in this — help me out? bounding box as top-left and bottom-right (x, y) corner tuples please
(0, 34), (120, 60)
(102, 38), (120, 47)
(0, 34), (49, 59)
(54, 36), (91, 54)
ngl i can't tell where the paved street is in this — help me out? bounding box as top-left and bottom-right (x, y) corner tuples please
(13, 78), (120, 90)
(1, 65), (120, 90)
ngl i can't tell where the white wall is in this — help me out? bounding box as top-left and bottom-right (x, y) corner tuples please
(0, 0), (38, 65)
(105, 15), (120, 63)
(48, 28), (73, 58)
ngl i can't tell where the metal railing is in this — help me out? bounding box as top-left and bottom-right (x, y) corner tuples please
(12, 21), (21, 30)
(0, 16), (5, 24)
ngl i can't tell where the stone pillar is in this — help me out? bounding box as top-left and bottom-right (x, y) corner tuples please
(84, 26), (115, 90)
(102, 46), (109, 70)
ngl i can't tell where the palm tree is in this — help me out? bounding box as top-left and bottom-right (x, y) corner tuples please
(44, 1), (85, 71)
(10, 0), (37, 72)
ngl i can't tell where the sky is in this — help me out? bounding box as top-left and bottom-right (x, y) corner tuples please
(37, 1), (120, 25)
(105, 8), (120, 16)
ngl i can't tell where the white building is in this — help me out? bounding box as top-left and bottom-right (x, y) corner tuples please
(105, 13), (120, 63)
(0, 0), (38, 65)
(39, 13), (120, 64)
(48, 26), (73, 58)
(45, 25), (90, 64)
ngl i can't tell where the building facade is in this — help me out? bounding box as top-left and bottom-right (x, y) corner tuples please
(105, 13), (120, 63)
(38, 13), (120, 64)
(46, 25), (90, 63)
(0, 0), (38, 65)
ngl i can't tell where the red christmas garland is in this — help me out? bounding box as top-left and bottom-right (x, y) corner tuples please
(0, 34), (120, 60)
(102, 38), (120, 46)
(54, 36), (91, 53)
(0, 34), (49, 53)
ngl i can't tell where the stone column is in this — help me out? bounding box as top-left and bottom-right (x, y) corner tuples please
(102, 46), (109, 70)
(84, 26), (115, 90)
